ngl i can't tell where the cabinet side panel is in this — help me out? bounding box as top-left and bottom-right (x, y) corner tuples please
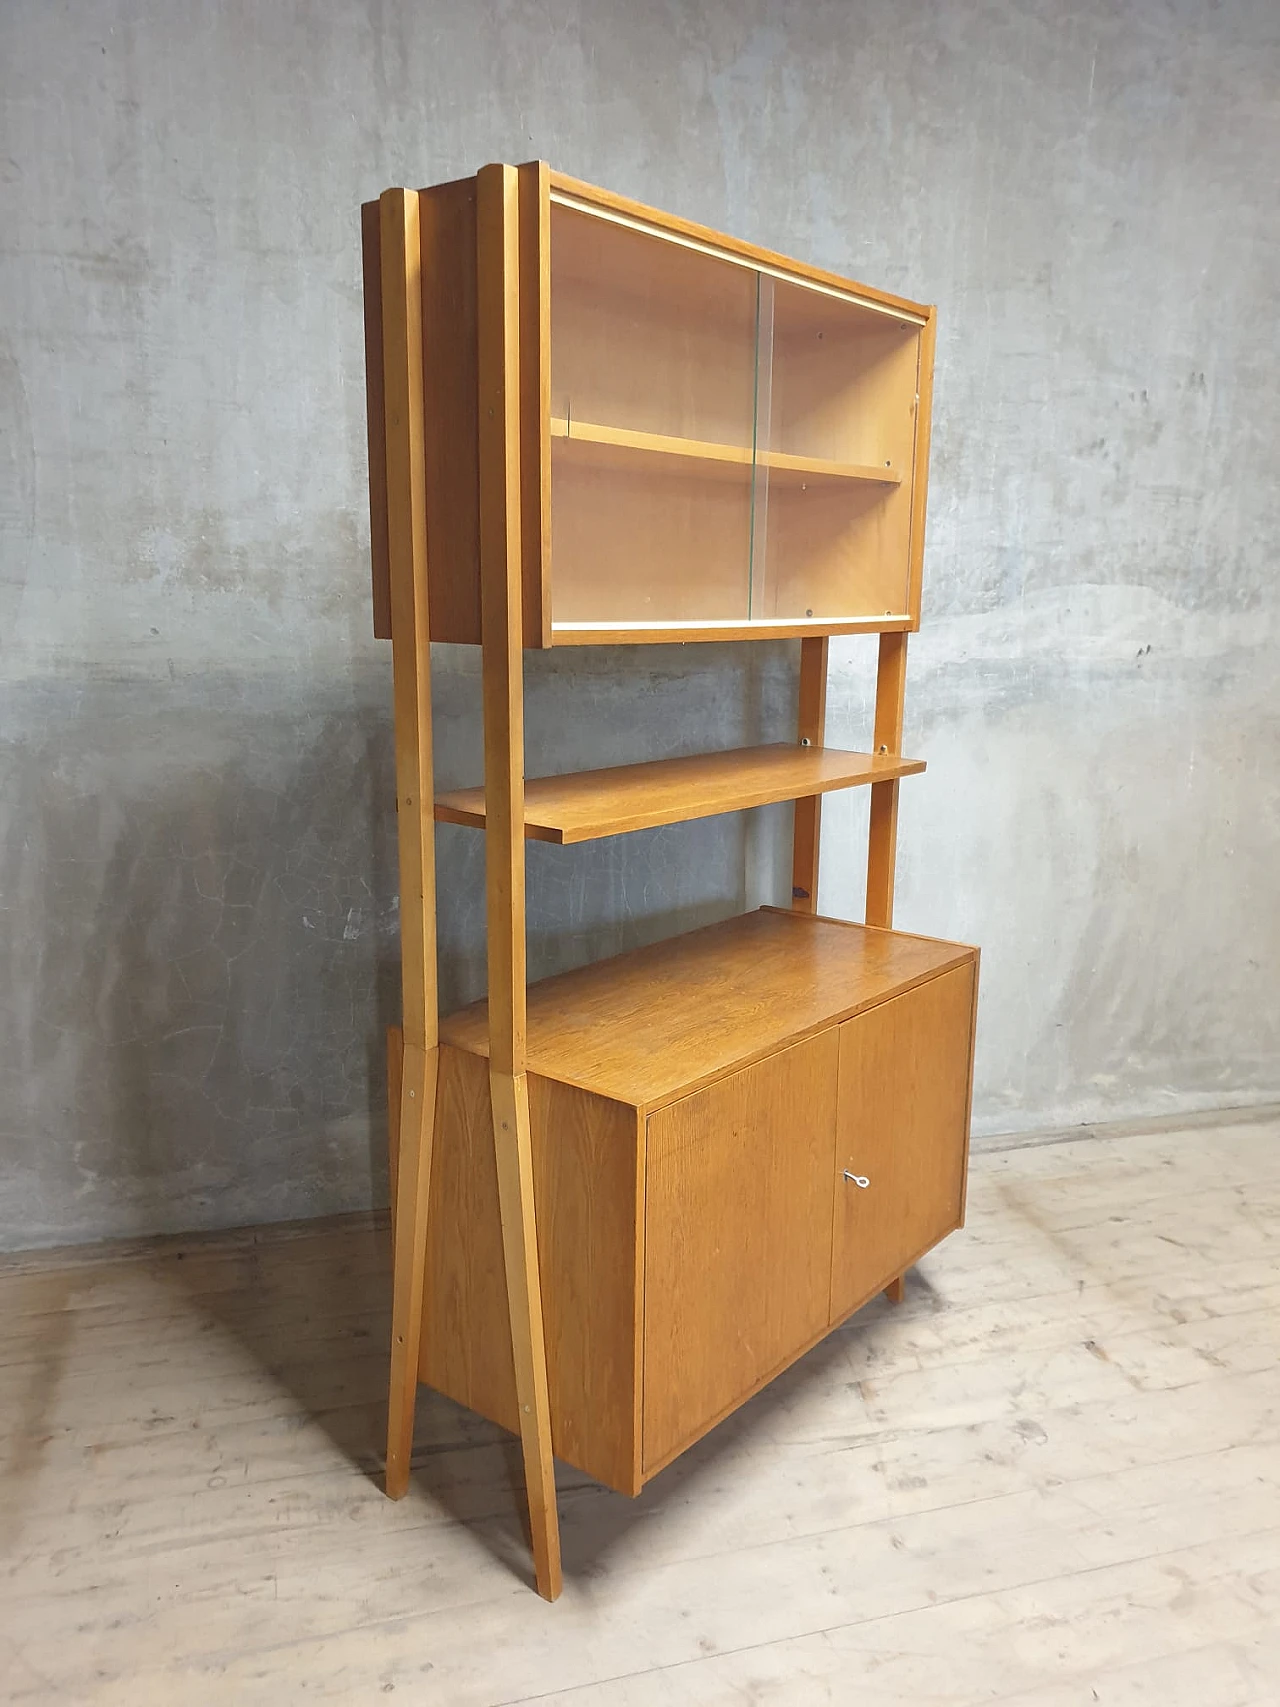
(421, 1047), (642, 1494)
(421, 1045), (516, 1427)
(830, 959), (975, 1322)
(528, 1074), (643, 1495)
(906, 308), (936, 629)
(642, 1031), (838, 1475)
(420, 179), (482, 644)
(958, 947), (980, 1224)
(361, 200), (391, 640)
(518, 160), (550, 647)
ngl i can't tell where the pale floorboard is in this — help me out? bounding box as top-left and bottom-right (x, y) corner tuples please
(1, 1114), (1278, 1705)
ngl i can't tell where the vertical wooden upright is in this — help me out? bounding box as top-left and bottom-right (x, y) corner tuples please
(866, 301), (934, 936)
(867, 629), (909, 1303)
(865, 630), (909, 930)
(378, 188), (441, 1500)
(791, 636), (829, 911)
(476, 163), (563, 1602)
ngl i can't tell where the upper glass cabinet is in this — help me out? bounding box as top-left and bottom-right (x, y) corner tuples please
(364, 165), (933, 649)
(546, 190), (929, 641)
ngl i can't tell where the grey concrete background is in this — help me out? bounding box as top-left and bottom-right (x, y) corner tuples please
(1, 1), (1277, 1248)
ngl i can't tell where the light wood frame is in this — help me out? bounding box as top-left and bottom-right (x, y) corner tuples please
(362, 162), (943, 1600)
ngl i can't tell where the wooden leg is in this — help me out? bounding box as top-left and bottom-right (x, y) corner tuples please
(884, 1273), (905, 1305)
(386, 1024), (404, 1259)
(385, 1041), (438, 1500)
(490, 1069), (562, 1602)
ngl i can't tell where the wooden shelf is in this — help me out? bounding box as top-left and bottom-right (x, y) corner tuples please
(550, 417), (902, 487)
(440, 907), (972, 1112)
(761, 447), (902, 487)
(434, 743), (925, 844)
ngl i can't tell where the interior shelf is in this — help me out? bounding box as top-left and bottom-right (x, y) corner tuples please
(434, 742), (925, 844)
(439, 907), (971, 1111)
(551, 417), (903, 487)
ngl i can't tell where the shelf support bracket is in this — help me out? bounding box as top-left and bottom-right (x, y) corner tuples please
(478, 161), (562, 1602)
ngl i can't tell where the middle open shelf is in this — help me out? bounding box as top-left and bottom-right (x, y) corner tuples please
(434, 742), (925, 844)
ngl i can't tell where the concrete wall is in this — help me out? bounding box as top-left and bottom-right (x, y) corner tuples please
(2, 0), (1277, 1247)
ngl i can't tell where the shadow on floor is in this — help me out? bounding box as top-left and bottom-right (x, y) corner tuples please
(162, 1212), (932, 1595)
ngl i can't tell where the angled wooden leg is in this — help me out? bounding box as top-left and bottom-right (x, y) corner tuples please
(475, 163), (560, 1598)
(374, 187), (439, 1504)
(386, 1024), (404, 1259)
(491, 1069), (562, 1601)
(884, 1274), (906, 1305)
(385, 1041), (438, 1499)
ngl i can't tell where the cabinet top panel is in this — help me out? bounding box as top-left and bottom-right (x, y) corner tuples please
(439, 908), (974, 1113)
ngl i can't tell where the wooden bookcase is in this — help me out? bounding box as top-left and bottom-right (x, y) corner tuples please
(362, 163), (979, 1601)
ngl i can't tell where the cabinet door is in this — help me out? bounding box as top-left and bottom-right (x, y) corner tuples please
(831, 962), (976, 1323)
(643, 1030), (838, 1476)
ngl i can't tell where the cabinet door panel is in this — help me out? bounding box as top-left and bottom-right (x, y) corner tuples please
(831, 962), (975, 1322)
(643, 1031), (838, 1475)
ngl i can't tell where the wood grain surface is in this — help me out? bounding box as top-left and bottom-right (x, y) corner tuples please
(440, 908), (974, 1111)
(359, 199), (390, 640)
(421, 1048), (643, 1496)
(791, 636), (829, 911)
(642, 1030), (839, 1473)
(418, 176), (482, 644)
(830, 961), (977, 1323)
(435, 743), (924, 843)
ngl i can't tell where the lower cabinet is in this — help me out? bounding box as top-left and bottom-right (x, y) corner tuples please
(423, 942), (978, 1498)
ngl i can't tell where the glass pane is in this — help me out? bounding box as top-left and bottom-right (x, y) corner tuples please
(549, 202), (759, 630)
(752, 277), (921, 624)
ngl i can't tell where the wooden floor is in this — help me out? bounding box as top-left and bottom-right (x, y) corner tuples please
(2, 1113), (1279, 1705)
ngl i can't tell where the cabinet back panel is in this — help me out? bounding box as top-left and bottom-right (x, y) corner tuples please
(758, 480), (913, 621)
(642, 1030), (838, 1474)
(755, 290), (918, 623)
(440, 908), (973, 1110)
(550, 452), (752, 625)
(550, 202), (758, 448)
(766, 292), (920, 470)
